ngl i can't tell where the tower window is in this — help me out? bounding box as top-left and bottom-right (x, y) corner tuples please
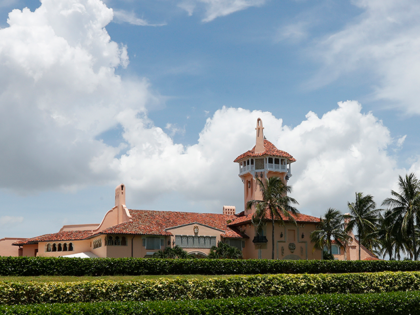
(268, 157), (273, 164)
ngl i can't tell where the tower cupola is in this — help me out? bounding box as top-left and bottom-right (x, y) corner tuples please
(233, 118), (296, 214)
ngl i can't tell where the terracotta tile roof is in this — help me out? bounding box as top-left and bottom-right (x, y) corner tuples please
(12, 230), (93, 246)
(98, 209), (244, 238)
(234, 139), (296, 163)
(228, 210), (320, 226)
(363, 256), (380, 261)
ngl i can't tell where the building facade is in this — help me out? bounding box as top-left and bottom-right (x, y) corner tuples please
(1, 118), (324, 260)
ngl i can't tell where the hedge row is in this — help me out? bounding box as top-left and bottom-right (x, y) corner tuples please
(2, 272), (420, 305)
(3, 257), (420, 276)
(2, 291), (420, 315)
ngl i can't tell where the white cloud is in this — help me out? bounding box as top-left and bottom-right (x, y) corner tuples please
(113, 9), (166, 26)
(310, 0), (420, 114)
(178, 0), (267, 22)
(396, 135), (407, 148)
(0, 216), (24, 226)
(93, 101), (415, 216)
(0, 0), (158, 192)
(275, 21), (308, 43)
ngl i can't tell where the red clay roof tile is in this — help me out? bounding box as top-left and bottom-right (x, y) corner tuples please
(234, 139), (296, 163)
(13, 230), (93, 245)
(98, 209), (244, 238)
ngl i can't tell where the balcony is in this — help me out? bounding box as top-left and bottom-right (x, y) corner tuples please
(266, 163), (288, 172)
(252, 235), (268, 244)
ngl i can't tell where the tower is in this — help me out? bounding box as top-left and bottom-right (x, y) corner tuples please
(234, 118), (296, 215)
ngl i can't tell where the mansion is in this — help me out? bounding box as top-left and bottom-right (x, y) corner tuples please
(0, 119), (376, 260)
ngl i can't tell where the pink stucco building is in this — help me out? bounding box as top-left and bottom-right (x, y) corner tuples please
(0, 118), (373, 260)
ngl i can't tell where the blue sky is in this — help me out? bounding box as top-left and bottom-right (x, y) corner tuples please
(1, 0), (420, 238)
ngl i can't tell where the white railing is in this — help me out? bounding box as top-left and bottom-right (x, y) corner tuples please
(239, 164), (255, 174)
(266, 163), (287, 171)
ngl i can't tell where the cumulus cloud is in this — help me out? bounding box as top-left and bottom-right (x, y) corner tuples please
(0, 0), (157, 192)
(94, 101), (413, 216)
(178, 0), (267, 22)
(310, 0), (420, 114)
(112, 9), (166, 26)
(0, 216), (24, 226)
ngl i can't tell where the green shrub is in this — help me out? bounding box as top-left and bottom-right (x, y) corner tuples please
(208, 241), (243, 259)
(2, 271), (420, 305)
(152, 246), (195, 259)
(1, 291), (420, 314)
(5, 257), (420, 276)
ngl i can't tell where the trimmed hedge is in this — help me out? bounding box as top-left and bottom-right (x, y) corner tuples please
(1, 291), (420, 314)
(3, 257), (420, 276)
(2, 272), (420, 305)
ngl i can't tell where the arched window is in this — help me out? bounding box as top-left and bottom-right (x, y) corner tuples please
(115, 236), (121, 246)
(58, 243), (62, 251)
(69, 243), (73, 251)
(121, 236), (127, 246)
(52, 244), (57, 252)
(63, 243), (68, 251)
(107, 236), (114, 246)
(46, 244), (51, 252)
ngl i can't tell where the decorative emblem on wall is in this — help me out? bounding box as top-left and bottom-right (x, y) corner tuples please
(288, 243), (296, 252)
(193, 225), (199, 235)
(281, 246), (284, 256)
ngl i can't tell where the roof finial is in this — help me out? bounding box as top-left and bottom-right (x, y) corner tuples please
(255, 118), (264, 153)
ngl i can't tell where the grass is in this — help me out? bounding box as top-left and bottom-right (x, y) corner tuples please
(0, 274), (236, 283)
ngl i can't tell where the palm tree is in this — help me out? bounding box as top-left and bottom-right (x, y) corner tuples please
(382, 173), (420, 260)
(310, 208), (351, 258)
(375, 210), (397, 260)
(208, 241), (243, 259)
(247, 176), (299, 260)
(346, 192), (380, 260)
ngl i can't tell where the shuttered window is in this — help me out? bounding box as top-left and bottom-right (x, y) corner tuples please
(175, 235), (216, 248)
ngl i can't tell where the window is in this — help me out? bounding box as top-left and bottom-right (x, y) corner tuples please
(115, 236), (121, 246)
(107, 236), (114, 246)
(68, 243), (73, 251)
(63, 243), (68, 251)
(145, 237), (162, 250)
(93, 239), (102, 249)
(324, 245), (340, 255)
(46, 244), (51, 252)
(227, 239), (242, 250)
(58, 244), (62, 252)
(255, 158), (264, 170)
(268, 157), (273, 163)
(52, 244), (57, 252)
(175, 235), (216, 248)
(274, 158), (279, 165)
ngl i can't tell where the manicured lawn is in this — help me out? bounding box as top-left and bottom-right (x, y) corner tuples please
(0, 274), (235, 283)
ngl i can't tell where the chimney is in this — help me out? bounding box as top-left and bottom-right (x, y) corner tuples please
(115, 184), (126, 224)
(223, 206), (236, 215)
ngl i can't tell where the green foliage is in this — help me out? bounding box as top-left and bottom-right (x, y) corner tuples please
(208, 241), (243, 259)
(152, 246), (194, 259)
(311, 208), (351, 255)
(323, 250), (335, 260)
(346, 192), (381, 260)
(8, 257), (420, 276)
(2, 271), (420, 305)
(247, 176), (299, 259)
(1, 291), (420, 314)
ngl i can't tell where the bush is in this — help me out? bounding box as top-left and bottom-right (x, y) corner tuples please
(2, 271), (420, 305)
(5, 257), (420, 276)
(1, 291), (420, 314)
(152, 246), (195, 259)
(208, 241), (243, 259)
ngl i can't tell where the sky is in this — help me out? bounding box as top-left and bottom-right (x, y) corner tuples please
(1, 0), (420, 239)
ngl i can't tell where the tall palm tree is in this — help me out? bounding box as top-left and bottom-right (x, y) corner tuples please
(346, 192), (380, 260)
(376, 210), (397, 260)
(247, 176), (299, 260)
(382, 173), (420, 260)
(310, 208), (351, 257)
